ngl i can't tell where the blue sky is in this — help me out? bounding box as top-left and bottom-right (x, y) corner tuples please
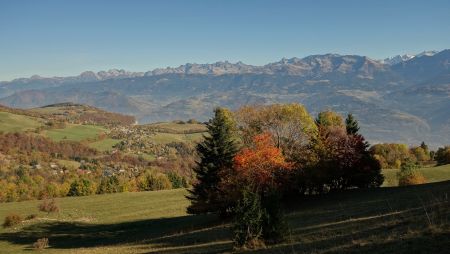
(1, 0), (449, 81)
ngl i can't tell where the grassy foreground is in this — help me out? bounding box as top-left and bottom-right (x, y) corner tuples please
(1, 181), (449, 253)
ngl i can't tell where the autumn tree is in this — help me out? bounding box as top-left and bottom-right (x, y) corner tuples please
(236, 103), (317, 159)
(232, 132), (293, 193)
(229, 133), (290, 247)
(187, 107), (239, 214)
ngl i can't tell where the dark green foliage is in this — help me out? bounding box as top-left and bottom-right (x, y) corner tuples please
(435, 146), (450, 165)
(233, 188), (287, 248)
(187, 107), (239, 214)
(167, 172), (188, 189)
(97, 176), (121, 194)
(345, 113), (360, 135)
(233, 189), (265, 248)
(68, 178), (94, 196)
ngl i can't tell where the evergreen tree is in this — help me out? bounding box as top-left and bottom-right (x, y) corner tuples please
(420, 141), (429, 154)
(187, 107), (239, 214)
(345, 113), (360, 135)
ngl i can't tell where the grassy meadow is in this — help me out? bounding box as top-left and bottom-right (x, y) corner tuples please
(382, 164), (450, 187)
(0, 112), (43, 133)
(42, 124), (107, 142)
(1, 180), (449, 253)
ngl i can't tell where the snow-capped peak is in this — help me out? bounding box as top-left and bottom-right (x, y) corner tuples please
(381, 50), (440, 65)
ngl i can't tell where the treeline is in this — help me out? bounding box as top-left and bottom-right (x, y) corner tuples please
(0, 132), (98, 159)
(187, 104), (383, 247)
(371, 142), (450, 169)
(0, 131), (193, 202)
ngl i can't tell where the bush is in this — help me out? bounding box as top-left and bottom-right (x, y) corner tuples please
(25, 214), (38, 220)
(167, 171), (188, 188)
(33, 238), (49, 250)
(97, 176), (121, 194)
(3, 213), (22, 228)
(397, 162), (426, 186)
(38, 199), (59, 213)
(67, 178), (95, 196)
(138, 170), (172, 191)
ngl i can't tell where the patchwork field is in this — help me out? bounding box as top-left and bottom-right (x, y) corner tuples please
(1, 181), (449, 253)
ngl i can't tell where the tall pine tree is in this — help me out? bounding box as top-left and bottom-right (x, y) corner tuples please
(345, 113), (360, 135)
(187, 107), (239, 214)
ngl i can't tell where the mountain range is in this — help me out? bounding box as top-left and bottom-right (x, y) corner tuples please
(1, 50), (449, 146)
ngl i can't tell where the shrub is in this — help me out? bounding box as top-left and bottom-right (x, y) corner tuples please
(33, 238), (49, 250)
(97, 176), (121, 194)
(3, 213), (22, 228)
(397, 162), (426, 186)
(25, 214), (38, 220)
(167, 171), (188, 188)
(38, 199), (59, 213)
(67, 178), (95, 196)
(138, 170), (172, 191)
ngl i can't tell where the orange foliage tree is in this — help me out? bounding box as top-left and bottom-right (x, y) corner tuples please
(232, 132), (293, 193)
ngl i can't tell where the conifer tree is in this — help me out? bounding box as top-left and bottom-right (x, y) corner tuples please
(345, 113), (360, 135)
(187, 107), (239, 214)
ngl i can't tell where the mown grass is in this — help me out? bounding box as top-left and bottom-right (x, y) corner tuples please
(43, 124), (107, 142)
(382, 164), (450, 187)
(1, 181), (449, 253)
(0, 112), (43, 133)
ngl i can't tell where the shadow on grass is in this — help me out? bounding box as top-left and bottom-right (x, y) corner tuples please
(0, 213), (233, 253)
(1, 181), (449, 253)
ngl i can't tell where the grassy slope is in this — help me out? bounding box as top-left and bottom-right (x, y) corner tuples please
(382, 164), (450, 187)
(0, 112), (42, 133)
(88, 138), (122, 152)
(43, 124), (107, 142)
(1, 181), (449, 254)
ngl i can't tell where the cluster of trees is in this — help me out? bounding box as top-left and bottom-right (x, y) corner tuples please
(371, 142), (450, 169)
(370, 142), (432, 169)
(0, 163), (189, 202)
(0, 131), (192, 202)
(435, 146), (450, 165)
(187, 104), (383, 247)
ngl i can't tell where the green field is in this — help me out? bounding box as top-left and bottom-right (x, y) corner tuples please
(0, 112), (42, 133)
(151, 132), (204, 144)
(88, 138), (122, 152)
(382, 164), (450, 187)
(1, 181), (449, 253)
(43, 124), (107, 142)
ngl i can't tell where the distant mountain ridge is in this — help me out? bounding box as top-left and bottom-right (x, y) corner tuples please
(0, 49), (449, 146)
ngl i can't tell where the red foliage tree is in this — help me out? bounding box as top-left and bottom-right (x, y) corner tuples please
(232, 132), (293, 192)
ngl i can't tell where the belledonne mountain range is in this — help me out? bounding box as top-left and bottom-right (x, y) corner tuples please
(1, 50), (449, 146)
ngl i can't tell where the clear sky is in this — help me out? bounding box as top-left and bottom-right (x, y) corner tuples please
(1, 0), (449, 81)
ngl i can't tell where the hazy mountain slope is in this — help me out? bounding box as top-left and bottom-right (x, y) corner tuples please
(0, 51), (449, 146)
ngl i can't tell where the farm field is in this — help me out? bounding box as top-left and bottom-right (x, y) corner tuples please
(42, 124), (107, 142)
(382, 164), (450, 187)
(0, 112), (42, 133)
(1, 181), (449, 253)
(88, 138), (122, 152)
